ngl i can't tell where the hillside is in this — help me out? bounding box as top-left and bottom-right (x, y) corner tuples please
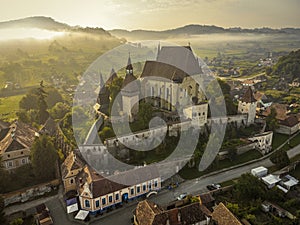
(0, 16), (112, 37)
(110, 24), (300, 40)
(272, 49), (300, 81)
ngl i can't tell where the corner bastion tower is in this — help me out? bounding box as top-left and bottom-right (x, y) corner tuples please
(238, 87), (257, 125)
(121, 55), (139, 122)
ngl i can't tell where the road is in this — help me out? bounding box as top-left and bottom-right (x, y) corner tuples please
(5, 144), (300, 225)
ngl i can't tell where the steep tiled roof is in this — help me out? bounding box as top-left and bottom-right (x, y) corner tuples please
(77, 165), (160, 198)
(156, 46), (202, 75)
(279, 115), (299, 127)
(0, 121), (36, 154)
(141, 61), (188, 83)
(135, 200), (211, 225)
(105, 68), (118, 86)
(199, 193), (215, 205)
(61, 151), (85, 178)
(212, 202), (242, 225)
(262, 103), (287, 120)
(0, 128), (10, 141)
(121, 73), (139, 93)
(240, 87), (256, 103)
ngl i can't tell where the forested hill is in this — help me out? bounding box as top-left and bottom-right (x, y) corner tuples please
(110, 24), (300, 40)
(272, 49), (300, 81)
(0, 16), (112, 37)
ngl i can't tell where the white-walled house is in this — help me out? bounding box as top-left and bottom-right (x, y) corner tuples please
(76, 165), (161, 214)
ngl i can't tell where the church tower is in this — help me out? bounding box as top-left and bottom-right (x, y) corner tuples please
(121, 55), (139, 122)
(238, 87), (257, 125)
(96, 72), (110, 115)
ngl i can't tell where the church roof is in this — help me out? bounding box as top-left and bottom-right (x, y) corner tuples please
(141, 61), (188, 83)
(105, 68), (118, 86)
(241, 87), (256, 103)
(156, 46), (202, 75)
(126, 55), (133, 70)
(122, 73), (139, 93)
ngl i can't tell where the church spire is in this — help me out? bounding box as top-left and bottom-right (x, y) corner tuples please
(99, 71), (104, 87)
(126, 53), (133, 75)
(156, 42), (161, 60)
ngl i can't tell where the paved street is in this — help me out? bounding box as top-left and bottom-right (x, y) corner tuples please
(4, 144), (300, 225)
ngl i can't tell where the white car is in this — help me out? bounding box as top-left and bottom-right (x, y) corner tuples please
(177, 193), (187, 200)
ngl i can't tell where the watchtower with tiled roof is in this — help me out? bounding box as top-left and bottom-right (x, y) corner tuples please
(121, 54), (140, 122)
(238, 86), (257, 125)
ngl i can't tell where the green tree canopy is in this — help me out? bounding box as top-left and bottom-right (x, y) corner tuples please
(266, 107), (279, 131)
(30, 135), (58, 181)
(49, 102), (70, 120)
(233, 173), (265, 201)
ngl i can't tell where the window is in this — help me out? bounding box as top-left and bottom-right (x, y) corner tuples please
(21, 158), (27, 164)
(95, 200), (100, 208)
(102, 198), (106, 205)
(21, 151), (23, 154)
(137, 186), (140, 193)
(85, 200), (90, 208)
(148, 183), (152, 190)
(70, 179), (74, 184)
(109, 196), (113, 203)
(7, 154), (10, 158)
(7, 161), (13, 168)
(154, 180), (158, 187)
(143, 184), (146, 191)
(131, 188), (134, 195)
(115, 193), (119, 201)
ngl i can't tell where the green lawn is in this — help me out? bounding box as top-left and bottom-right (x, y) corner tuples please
(0, 94), (24, 121)
(179, 149), (262, 180)
(272, 133), (289, 149)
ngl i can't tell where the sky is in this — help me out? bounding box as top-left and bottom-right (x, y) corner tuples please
(0, 0), (299, 30)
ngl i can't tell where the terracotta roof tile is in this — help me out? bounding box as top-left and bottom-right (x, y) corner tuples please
(212, 202), (242, 225)
(240, 87), (256, 103)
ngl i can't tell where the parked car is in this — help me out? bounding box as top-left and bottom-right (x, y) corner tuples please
(206, 183), (221, 190)
(177, 193), (187, 200)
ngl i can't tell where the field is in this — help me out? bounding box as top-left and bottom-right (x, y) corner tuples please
(0, 94), (24, 121)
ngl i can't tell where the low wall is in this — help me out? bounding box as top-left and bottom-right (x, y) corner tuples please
(1, 179), (60, 207)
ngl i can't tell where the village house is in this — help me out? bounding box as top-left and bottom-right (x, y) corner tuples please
(76, 165), (161, 214)
(61, 150), (85, 194)
(0, 121), (37, 170)
(134, 197), (212, 225)
(277, 115), (300, 135)
(211, 202), (242, 225)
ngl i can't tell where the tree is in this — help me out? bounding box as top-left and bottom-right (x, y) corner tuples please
(30, 135), (58, 181)
(19, 89), (39, 111)
(270, 149), (290, 168)
(45, 87), (63, 108)
(49, 102), (70, 120)
(233, 173), (265, 201)
(266, 107), (279, 131)
(138, 102), (153, 129)
(36, 81), (49, 124)
(99, 126), (115, 140)
(9, 218), (23, 225)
